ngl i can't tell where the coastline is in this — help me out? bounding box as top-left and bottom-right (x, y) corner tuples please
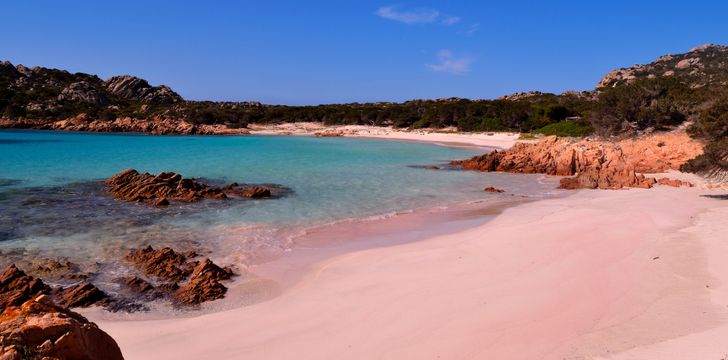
(89, 186), (728, 359)
(7, 126), (726, 358)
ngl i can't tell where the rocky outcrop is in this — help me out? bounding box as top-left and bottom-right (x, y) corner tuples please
(55, 283), (109, 309)
(124, 246), (234, 305)
(0, 295), (123, 360)
(452, 133), (701, 190)
(1, 264), (112, 312)
(124, 246), (196, 282)
(597, 44), (728, 89)
(104, 75), (182, 104)
(58, 81), (109, 105)
(105, 169), (227, 205)
(483, 187), (505, 193)
(175, 259), (233, 305)
(0, 265), (50, 312)
(105, 169), (278, 206)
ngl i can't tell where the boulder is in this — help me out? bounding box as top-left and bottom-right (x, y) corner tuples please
(0, 295), (124, 360)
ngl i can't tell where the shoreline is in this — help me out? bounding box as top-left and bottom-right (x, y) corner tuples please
(80, 190), (552, 321)
(6, 126), (728, 358)
(89, 187), (728, 359)
(0, 124), (523, 150)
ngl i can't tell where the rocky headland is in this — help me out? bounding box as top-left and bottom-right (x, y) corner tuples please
(452, 132), (702, 190)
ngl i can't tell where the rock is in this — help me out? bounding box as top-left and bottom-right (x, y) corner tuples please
(124, 246), (193, 282)
(0, 295), (123, 360)
(55, 283), (108, 308)
(104, 75), (182, 104)
(483, 187), (505, 193)
(123, 247), (234, 305)
(657, 178), (694, 187)
(152, 197), (170, 206)
(0, 265), (50, 312)
(125, 276), (155, 294)
(241, 187), (272, 198)
(174, 259), (230, 305)
(224, 184), (272, 198)
(314, 131), (344, 137)
(34, 259), (88, 282)
(452, 133), (702, 190)
(105, 169), (228, 205)
(58, 81), (109, 106)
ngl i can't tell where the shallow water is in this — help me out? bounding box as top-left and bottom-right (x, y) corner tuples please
(0, 129), (562, 309)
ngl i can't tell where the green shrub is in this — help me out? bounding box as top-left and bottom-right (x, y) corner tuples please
(535, 121), (592, 137)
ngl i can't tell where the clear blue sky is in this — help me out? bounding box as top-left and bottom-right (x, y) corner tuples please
(4, 1), (728, 105)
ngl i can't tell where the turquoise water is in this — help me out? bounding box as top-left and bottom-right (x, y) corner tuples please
(0, 130), (560, 297)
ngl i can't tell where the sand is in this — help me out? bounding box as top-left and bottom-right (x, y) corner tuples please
(247, 122), (522, 149)
(91, 186), (728, 360)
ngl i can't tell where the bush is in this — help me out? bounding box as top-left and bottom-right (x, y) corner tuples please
(535, 121), (592, 137)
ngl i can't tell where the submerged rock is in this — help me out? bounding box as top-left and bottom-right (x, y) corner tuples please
(0, 295), (124, 360)
(483, 187), (505, 193)
(224, 183), (272, 198)
(34, 259), (89, 282)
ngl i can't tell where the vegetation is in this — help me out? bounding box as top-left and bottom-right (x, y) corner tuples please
(535, 121), (592, 137)
(2, 49), (728, 177)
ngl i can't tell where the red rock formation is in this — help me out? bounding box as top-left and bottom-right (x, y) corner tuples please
(35, 113), (251, 135)
(657, 177), (694, 187)
(452, 133), (702, 190)
(124, 246), (195, 282)
(106, 169), (227, 206)
(125, 276), (155, 294)
(0, 265), (50, 312)
(484, 187), (505, 193)
(106, 170), (277, 205)
(175, 259), (233, 305)
(0, 295), (123, 360)
(55, 283), (109, 308)
(124, 246), (234, 305)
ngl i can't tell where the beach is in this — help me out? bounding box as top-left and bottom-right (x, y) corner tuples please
(90, 186), (728, 359)
(248, 122), (522, 149)
(67, 131), (728, 360)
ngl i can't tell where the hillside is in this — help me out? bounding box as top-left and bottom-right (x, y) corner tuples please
(597, 44), (728, 89)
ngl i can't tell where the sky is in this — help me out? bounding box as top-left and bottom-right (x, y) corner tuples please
(3, 1), (728, 105)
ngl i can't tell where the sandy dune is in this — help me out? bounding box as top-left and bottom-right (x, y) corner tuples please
(93, 187), (728, 359)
